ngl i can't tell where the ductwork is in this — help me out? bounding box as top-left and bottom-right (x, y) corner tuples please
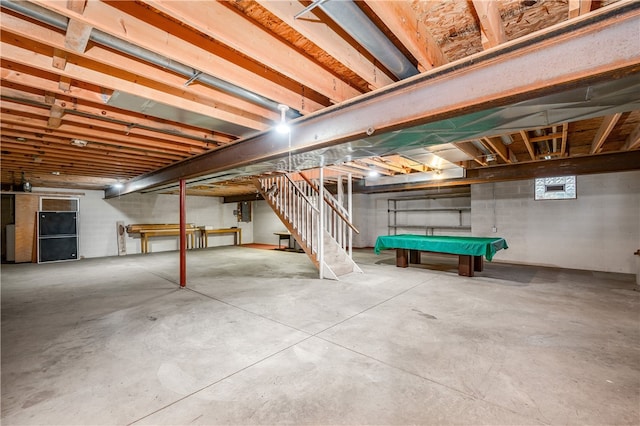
(317, 0), (419, 80)
(0, 0), (300, 118)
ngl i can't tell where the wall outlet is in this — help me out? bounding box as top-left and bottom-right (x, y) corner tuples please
(492, 226), (497, 233)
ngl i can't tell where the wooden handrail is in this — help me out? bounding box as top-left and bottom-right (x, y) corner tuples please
(298, 173), (360, 234)
(282, 174), (319, 212)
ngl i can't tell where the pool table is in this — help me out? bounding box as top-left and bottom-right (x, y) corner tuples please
(374, 234), (508, 277)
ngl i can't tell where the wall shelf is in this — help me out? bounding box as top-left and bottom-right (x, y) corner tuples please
(388, 197), (471, 236)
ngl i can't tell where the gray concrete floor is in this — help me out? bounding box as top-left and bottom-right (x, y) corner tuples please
(1, 247), (639, 425)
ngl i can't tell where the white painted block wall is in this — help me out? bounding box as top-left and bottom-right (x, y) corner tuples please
(471, 170), (640, 274)
(352, 191), (472, 248)
(34, 188), (253, 258)
(253, 200), (287, 245)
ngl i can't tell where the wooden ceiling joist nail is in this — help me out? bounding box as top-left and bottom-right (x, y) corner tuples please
(590, 112), (622, 154)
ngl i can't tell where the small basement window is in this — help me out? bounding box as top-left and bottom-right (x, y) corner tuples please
(534, 176), (576, 200)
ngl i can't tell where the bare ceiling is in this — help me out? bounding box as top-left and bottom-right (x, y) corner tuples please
(1, 0), (639, 198)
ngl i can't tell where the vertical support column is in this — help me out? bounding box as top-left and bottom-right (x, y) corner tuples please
(179, 178), (187, 288)
(347, 173), (353, 258)
(319, 167), (324, 280)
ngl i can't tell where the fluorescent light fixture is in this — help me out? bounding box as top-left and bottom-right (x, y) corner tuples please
(71, 138), (88, 147)
(368, 170), (380, 178)
(51, 171), (60, 175)
(113, 183), (124, 189)
(276, 104), (290, 134)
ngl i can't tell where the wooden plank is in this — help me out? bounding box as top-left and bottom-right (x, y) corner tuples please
(472, 0), (507, 49)
(143, 0), (361, 103)
(561, 123), (569, 156)
(30, 0), (326, 114)
(482, 136), (511, 163)
(590, 113), (622, 153)
(519, 130), (536, 160)
(256, 0), (393, 89)
(365, 1), (448, 71)
(0, 40), (268, 132)
(569, 0), (592, 18)
(453, 142), (487, 166)
(64, 19), (92, 53)
(623, 122), (640, 150)
(14, 193), (38, 263)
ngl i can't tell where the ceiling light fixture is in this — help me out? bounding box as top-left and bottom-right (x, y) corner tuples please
(113, 182), (124, 189)
(16, 137), (27, 142)
(276, 104), (290, 134)
(71, 138), (88, 147)
(368, 170), (380, 178)
(51, 171), (60, 175)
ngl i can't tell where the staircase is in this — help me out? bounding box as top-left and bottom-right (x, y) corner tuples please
(255, 171), (362, 280)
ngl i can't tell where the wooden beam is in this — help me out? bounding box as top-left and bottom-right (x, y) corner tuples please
(58, 75), (71, 92)
(452, 142), (487, 166)
(529, 132), (564, 143)
(623, 122), (640, 150)
(569, 0), (593, 18)
(357, 151), (640, 193)
(590, 113), (622, 153)
(0, 40), (268, 132)
(364, 1), (448, 71)
(51, 48), (67, 70)
(31, 0), (326, 114)
(105, 4), (640, 197)
(0, 12), (279, 124)
(256, 0), (393, 89)
(519, 130), (536, 160)
(482, 136), (511, 163)
(64, 19), (92, 53)
(561, 123), (569, 156)
(359, 157), (410, 174)
(472, 0), (507, 49)
(2, 84), (232, 145)
(143, 0), (361, 104)
(47, 104), (65, 128)
(384, 154), (430, 173)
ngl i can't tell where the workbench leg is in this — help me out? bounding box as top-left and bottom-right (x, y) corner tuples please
(458, 255), (474, 277)
(396, 249), (409, 268)
(238, 229), (242, 245)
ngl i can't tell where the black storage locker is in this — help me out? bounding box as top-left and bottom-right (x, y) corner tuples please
(38, 211), (78, 263)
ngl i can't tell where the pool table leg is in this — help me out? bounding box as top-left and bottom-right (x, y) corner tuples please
(474, 256), (484, 272)
(396, 249), (409, 268)
(458, 255), (474, 277)
(409, 250), (421, 264)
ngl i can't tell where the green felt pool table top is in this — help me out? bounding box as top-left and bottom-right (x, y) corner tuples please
(374, 234), (508, 261)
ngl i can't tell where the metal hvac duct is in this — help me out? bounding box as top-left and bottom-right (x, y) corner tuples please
(0, 0), (300, 117)
(318, 0), (419, 80)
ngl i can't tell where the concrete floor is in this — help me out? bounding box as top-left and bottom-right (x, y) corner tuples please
(1, 247), (639, 425)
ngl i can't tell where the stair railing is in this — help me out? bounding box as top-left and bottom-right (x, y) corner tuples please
(259, 174), (320, 255)
(297, 173), (359, 256)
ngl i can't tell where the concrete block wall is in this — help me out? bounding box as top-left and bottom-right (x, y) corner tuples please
(471, 170), (640, 274)
(352, 191), (471, 248)
(33, 188), (252, 258)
